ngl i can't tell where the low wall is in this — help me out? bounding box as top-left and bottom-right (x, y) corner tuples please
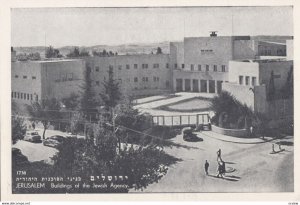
(211, 125), (249, 138)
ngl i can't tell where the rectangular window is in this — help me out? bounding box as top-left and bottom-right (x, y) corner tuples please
(175, 64), (178, 69)
(95, 66), (100, 72)
(11, 92), (13, 98)
(15, 75), (19, 78)
(30, 94), (33, 101)
(206, 65), (209, 71)
(134, 77), (138, 82)
(126, 64), (130, 69)
(36, 95), (38, 101)
(134, 64), (138, 69)
(23, 75), (27, 79)
(239, 76), (244, 85)
(32, 76), (36, 80)
(142, 64), (148, 69)
(20, 93), (23, 99)
(245, 76), (250, 85)
(198, 65), (201, 71)
(118, 65), (122, 70)
(27, 94), (30, 100)
(166, 63), (169, 68)
(17, 92), (19, 99)
(67, 73), (73, 81)
(213, 65), (217, 72)
(222, 65), (226, 72)
(182, 64), (185, 69)
(191, 64), (194, 71)
(153, 63), (159, 68)
(96, 81), (100, 86)
(109, 65), (113, 71)
(252, 77), (257, 86)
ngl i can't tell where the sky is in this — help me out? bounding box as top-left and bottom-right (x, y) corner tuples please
(11, 6), (293, 47)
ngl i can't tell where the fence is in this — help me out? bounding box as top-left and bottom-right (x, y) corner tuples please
(152, 113), (210, 127)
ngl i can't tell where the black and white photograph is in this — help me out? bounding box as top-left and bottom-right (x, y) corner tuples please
(7, 5), (294, 196)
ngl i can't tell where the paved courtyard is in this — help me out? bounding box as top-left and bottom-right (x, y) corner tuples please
(131, 132), (293, 192)
(132, 93), (294, 192)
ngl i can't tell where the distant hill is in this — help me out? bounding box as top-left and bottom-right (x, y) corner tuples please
(13, 41), (170, 57)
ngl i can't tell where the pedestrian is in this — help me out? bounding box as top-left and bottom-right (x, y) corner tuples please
(204, 160), (209, 175)
(32, 122), (35, 130)
(216, 162), (223, 178)
(250, 126), (253, 136)
(272, 144), (275, 153)
(217, 149), (222, 161)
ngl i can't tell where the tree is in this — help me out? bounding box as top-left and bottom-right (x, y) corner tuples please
(28, 52), (41, 61)
(67, 47), (80, 58)
(61, 92), (80, 110)
(46, 46), (62, 58)
(156, 47), (163, 54)
(27, 98), (61, 139)
(281, 65), (293, 99)
(100, 68), (121, 111)
(12, 116), (27, 144)
(267, 70), (276, 101)
(79, 66), (99, 118)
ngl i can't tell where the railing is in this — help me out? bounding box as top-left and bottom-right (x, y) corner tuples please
(152, 113), (210, 127)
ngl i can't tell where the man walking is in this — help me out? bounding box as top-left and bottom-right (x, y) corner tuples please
(205, 160), (209, 175)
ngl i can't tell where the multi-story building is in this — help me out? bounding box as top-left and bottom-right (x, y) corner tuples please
(11, 33), (293, 117)
(11, 59), (85, 105)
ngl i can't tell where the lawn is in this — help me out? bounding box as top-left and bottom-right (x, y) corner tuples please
(156, 97), (211, 112)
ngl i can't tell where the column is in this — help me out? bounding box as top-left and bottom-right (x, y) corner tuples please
(206, 80), (209, 93)
(182, 78), (185, 91)
(199, 79), (201, 93)
(215, 80), (218, 94)
(190, 79), (193, 92)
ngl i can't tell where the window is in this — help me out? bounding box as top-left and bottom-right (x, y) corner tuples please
(118, 65), (122, 70)
(213, 65), (217, 72)
(23, 75), (27, 79)
(15, 75), (19, 78)
(268, 50), (271, 55)
(252, 77), (257, 86)
(191, 64), (194, 71)
(96, 81), (100, 86)
(153, 63), (159, 68)
(134, 64), (138, 69)
(95, 66), (100, 72)
(36, 95), (38, 101)
(126, 64), (130, 69)
(17, 92), (19, 99)
(11, 92), (13, 98)
(67, 73), (73, 81)
(20, 93), (23, 99)
(142, 64), (148, 69)
(134, 77), (138, 82)
(174, 64), (178, 69)
(206, 65), (209, 71)
(30, 94), (33, 101)
(166, 63), (169, 68)
(182, 64), (185, 69)
(239, 76), (244, 85)
(221, 65), (226, 72)
(32, 76), (36, 80)
(245, 76), (250, 85)
(109, 65), (113, 71)
(27, 94), (30, 100)
(198, 65), (201, 71)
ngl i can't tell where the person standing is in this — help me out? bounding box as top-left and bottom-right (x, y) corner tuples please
(204, 160), (209, 175)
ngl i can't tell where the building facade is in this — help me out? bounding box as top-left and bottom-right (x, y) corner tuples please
(11, 59), (85, 105)
(11, 34), (293, 115)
